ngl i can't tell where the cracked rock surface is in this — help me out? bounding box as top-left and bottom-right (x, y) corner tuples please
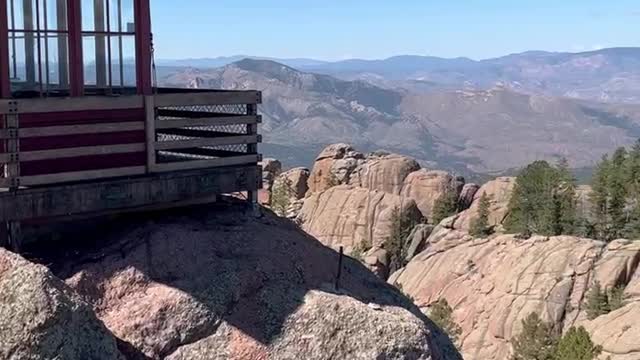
(0, 248), (124, 360)
(390, 230), (640, 360)
(44, 205), (461, 360)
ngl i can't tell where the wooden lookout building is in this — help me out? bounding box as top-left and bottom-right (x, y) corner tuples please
(0, 0), (262, 250)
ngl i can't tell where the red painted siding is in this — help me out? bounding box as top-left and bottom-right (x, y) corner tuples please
(19, 108), (146, 176)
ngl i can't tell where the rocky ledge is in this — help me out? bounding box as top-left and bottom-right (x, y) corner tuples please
(0, 204), (461, 360)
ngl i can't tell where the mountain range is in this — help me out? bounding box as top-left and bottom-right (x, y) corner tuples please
(158, 47), (640, 104)
(157, 48), (640, 176)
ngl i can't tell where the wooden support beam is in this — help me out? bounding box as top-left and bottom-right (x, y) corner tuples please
(145, 95), (156, 173)
(4, 143), (145, 162)
(11, 95), (144, 113)
(94, 0), (107, 87)
(134, 0), (152, 95)
(0, 165), (260, 222)
(7, 221), (21, 252)
(152, 154), (260, 173)
(16, 121), (145, 138)
(67, 0), (84, 96)
(56, 0), (69, 89)
(0, 222), (7, 248)
(14, 166), (147, 187)
(5, 113), (19, 190)
(23, 0), (36, 85)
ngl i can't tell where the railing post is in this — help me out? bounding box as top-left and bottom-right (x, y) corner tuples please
(4, 101), (19, 190)
(145, 95), (157, 173)
(246, 102), (259, 209)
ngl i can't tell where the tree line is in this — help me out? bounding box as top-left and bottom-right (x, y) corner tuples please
(503, 140), (640, 241)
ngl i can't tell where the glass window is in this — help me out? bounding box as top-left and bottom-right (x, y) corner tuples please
(81, 0), (135, 92)
(7, 0), (70, 96)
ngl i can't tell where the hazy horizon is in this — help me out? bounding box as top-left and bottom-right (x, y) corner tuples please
(155, 46), (640, 63)
(151, 0), (639, 61)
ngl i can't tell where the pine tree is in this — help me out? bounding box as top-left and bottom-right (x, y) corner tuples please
(505, 161), (576, 237)
(624, 140), (640, 239)
(553, 327), (602, 360)
(511, 313), (557, 360)
(270, 177), (293, 216)
(385, 206), (417, 273)
(626, 139), (640, 193)
(554, 158), (577, 235)
(429, 299), (463, 347)
(608, 147), (629, 239)
(585, 282), (609, 320)
(590, 155), (611, 241)
(470, 193), (492, 237)
(432, 187), (459, 225)
(607, 285), (627, 312)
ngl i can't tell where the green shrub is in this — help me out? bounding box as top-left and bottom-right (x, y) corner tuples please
(553, 326), (602, 360)
(430, 298), (462, 347)
(470, 192), (492, 237)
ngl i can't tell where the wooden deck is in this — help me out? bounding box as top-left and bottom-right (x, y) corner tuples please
(0, 89), (263, 251)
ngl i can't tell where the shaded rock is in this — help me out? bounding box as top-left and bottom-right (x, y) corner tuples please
(363, 247), (391, 280)
(331, 157), (361, 184)
(453, 177), (516, 231)
(56, 206), (460, 360)
(458, 183), (480, 211)
(285, 199), (305, 221)
(405, 224), (436, 262)
(400, 170), (464, 221)
(349, 153), (421, 195)
(592, 239), (640, 289)
(0, 249), (124, 360)
(307, 144), (357, 193)
(299, 185), (423, 253)
(260, 158), (282, 191)
(274, 167), (310, 200)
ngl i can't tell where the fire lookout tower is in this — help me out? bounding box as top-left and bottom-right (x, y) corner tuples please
(0, 0), (263, 251)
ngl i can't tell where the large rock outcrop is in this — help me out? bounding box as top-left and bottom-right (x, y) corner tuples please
(400, 170), (465, 221)
(0, 249), (124, 360)
(452, 177), (516, 231)
(389, 233), (640, 360)
(298, 185), (423, 253)
(307, 143), (358, 193)
(50, 205), (460, 360)
(349, 152), (421, 195)
(583, 302), (640, 360)
(275, 167), (310, 200)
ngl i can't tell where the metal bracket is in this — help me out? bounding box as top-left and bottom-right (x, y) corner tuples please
(6, 129), (18, 138)
(9, 178), (20, 188)
(256, 115), (263, 124)
(257, 154), (263, 162)
(7, 101), (18, 113)
(8, 153), (19, 163)
(256, 92), (263, 104)
(256, 134), (263, 143)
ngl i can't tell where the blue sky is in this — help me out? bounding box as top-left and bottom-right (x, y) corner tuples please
(151, 0), (640, 61)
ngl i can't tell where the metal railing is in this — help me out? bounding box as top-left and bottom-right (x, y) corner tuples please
(0, 89), (262, 189)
